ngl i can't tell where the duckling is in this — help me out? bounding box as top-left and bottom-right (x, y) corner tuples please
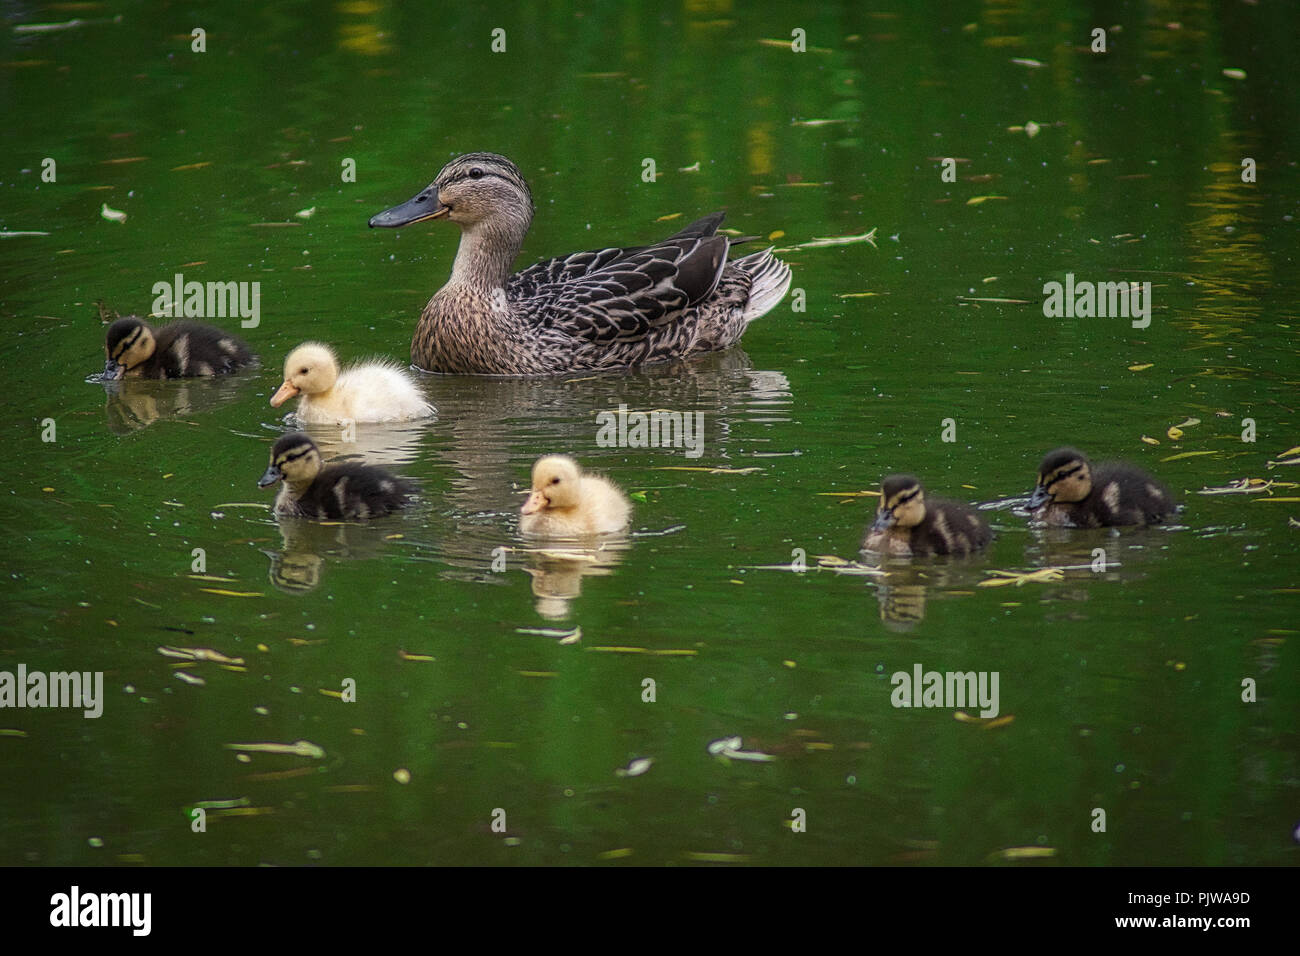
(103, 316), (253, 380)
(270, 342), (434, 424)
(862, 475), (992, 557)
(257, 432), (413, 520)
(519, 455), (631, 537)
(1029, 447), (1176, 527)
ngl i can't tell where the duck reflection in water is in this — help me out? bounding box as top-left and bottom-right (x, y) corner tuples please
(100, 373), (253, 433)
(262, 516), (406, 594)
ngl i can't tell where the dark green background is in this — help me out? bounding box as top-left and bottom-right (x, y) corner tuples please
(1, 0), (1296, 865)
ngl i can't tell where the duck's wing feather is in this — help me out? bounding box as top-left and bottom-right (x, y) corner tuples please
(513, 232), (730, 345)
(506, 212), (727, 300)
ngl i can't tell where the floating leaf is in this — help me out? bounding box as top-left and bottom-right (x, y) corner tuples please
(295, 206), (316, 219)
(776, 228), (876, 251)
(1023, 120), (1041, 138)
(615, 758), (653, 778)
(990, 846), (1056, 861)
(1010, 58), (1045, 68)
(1167, 426), (1184, 440)
(171, 161), (212, 171)
(225, 739), (325, 759)
(978, 568), (1064, 587)
(100, 203), (127, 223)
(654, 212), (682, 222)
(1222, 68), (1246, 80)
(1141, 436), (1160, 445)
(199, 588), (263, 597)
(966, 195), (1008, 205)
(1128, 363), (1153, 372)
(1160, 450), (1218, 462)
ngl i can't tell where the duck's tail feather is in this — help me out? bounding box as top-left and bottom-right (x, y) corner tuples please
(733, 248), (793, 323)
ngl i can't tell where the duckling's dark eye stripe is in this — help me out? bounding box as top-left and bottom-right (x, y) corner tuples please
(1046, 465), (1082, 488)
(276, 447), (315, 467)
(112, 327), (142, 359)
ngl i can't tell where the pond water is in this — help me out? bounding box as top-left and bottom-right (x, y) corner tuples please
(1, 1), (1296, 866)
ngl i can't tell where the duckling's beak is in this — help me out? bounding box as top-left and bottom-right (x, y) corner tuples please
(270, 381), (299, 407)
(870, 509), (895, 532)
(521, 490), (547, 515)
(103, 359), (125, 380)
(1028, 485), (1052, 509)
(258, 464), (283, 488)
(368, 185), (449, 228)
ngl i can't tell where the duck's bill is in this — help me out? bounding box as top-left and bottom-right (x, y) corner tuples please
(1027, 486), (1051, 509)
(102, 359), (125, 380)
(521, 490), (547, 515)
(258, 465), (283, 488)
(368, 187), (449, 228)
(870, 511), (894, 532)
(270, 381), (299, 407)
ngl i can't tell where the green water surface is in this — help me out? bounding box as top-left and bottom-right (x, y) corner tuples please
(1, 0), (1297, 866)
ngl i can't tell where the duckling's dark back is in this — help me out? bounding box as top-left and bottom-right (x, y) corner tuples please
(294, 463), (412, 520)
(1070, 462), (1177, 527)
(912, 496), (992, 556)
(147, 321), (254, 378)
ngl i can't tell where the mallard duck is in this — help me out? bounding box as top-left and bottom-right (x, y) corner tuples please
(862, 475), (992, 556)
(103, 316), (253, 380)
(258, 432), (413, 519)
(519, 455), (631, 536)
(270, 342), (434, 423)
(369, 152), (792, 375)
(1029, 447), (1177, 527)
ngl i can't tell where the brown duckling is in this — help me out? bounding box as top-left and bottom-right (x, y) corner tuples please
(103, 316), (253, 380)
(258, 432), (412, 520)
(1028, 447), (1176, 527)
(862, 475), (992, 557)
(519, 455), (631, 537)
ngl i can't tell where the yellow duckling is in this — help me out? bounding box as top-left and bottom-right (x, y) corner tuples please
(270, 342), (434, 424)
(1029, 447), (1177, 527)
(519, 455), (631, 537)
(862, 475), (992, 557)
(258, 432), (412, 519)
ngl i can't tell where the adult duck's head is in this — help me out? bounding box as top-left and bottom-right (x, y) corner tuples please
(369, 152), (534, 237)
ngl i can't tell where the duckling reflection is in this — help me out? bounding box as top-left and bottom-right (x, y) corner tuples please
(262, 517), (395, 594)
(297, 419), (430, 469)
(100, 372), (254, 433)
(863, 562), (974, 631)
(517, 541), (630, 620)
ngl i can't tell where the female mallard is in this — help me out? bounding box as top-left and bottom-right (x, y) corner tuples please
(862, 475), (992, 557)
(369, 152), (792, 375)
(258, 432), (413, 520)
(103, 316), (253, 380)
(1028, 447), (1177, 527)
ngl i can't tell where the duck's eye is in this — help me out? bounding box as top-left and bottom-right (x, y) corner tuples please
(299, 368), (308, 374)
(550, 477), (560, 484)
(469, 167), (483, 179)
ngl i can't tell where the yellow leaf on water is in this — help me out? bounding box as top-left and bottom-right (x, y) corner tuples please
(768, 230), (785, 240)
(1141, 436), (1160, 445)
(171, 162), (212, 171)
(1167, 426), (1184, 440)
(199, 588), (263, 597)
(990, 847), (1056, 861)
(1160, 451), (1218, 462)
(1128, 363), (1153, 371)
(655, 213), (682, 222)
(966, 195), (1008, 205)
